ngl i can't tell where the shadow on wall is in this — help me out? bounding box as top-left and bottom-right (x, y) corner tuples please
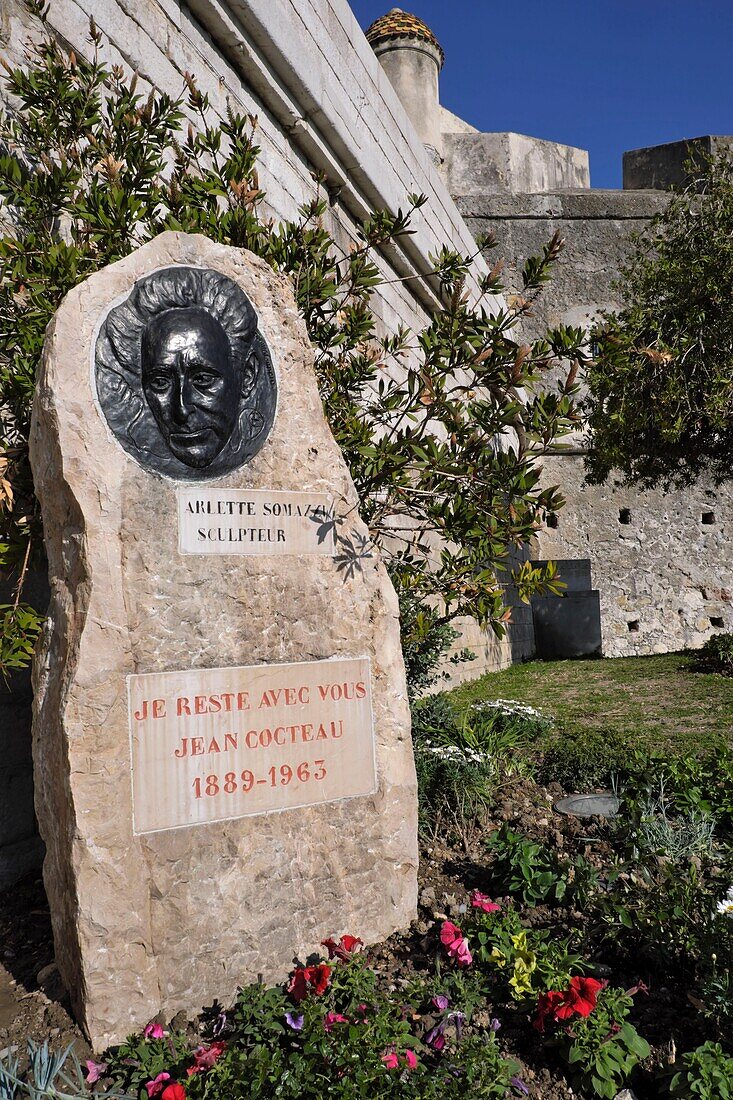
(530, 559), (603, 660)
(0, 571), (47, 889)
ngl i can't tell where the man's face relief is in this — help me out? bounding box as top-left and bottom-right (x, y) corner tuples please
(141, 307), (252, 469)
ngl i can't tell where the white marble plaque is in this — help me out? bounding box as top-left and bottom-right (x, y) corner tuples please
(177, 488), (335, 555)
(128, 657), (376, 833)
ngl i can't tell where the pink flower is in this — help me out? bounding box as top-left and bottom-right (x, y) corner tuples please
(440, 921), (472, 967)
(470, 890), (501, 913)
(324, 1012), (349, 1032)
(144, 1021), (166, 1040)
(84, 1060), (108, 1084)
(145, 1073), (171, 1098)
(186, 1041), (226, 1076)
(382, 1049), (418, 1071)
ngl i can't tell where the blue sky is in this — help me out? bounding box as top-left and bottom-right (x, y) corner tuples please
(348, 1), (733, 188)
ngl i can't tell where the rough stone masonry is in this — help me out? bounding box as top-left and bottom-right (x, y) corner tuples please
(29, 231), (417, 1049)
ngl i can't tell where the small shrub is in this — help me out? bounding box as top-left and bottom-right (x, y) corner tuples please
(669, 1040), (733, 1098)
(410, 693), (460, 744)
(414, 739), (494, 843)
(691, 633), (733, 677)
(0, 1039), (134, 1099)
(468, 699), (552, 773)
(106, 950), (524, 1100)
(486, 824), (598, 909)
(622, 747), (733, 833)
(487, 824), (570, 907)
(411, 699), (539, 842)
(549, 985), (650, 1099)
(466, 899), (582, 1003)
(396, 584), (475, 699)
(539, 726), (631, 791)
(631, 785), (715, 862)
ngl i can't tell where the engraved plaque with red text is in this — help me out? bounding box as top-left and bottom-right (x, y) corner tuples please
(128, 657), (376, 833)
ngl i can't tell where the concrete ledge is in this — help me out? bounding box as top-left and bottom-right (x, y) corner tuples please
(456, 190), (670, 221)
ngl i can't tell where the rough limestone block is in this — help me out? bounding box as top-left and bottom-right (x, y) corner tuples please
(30, 231), (417, 1050)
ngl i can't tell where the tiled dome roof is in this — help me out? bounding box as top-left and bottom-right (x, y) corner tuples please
(365, 8), (444, 68)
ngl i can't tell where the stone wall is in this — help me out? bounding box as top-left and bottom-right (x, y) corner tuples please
(0, 0), (510, 883)
(1, 0), (485, 335)
(457, 189), (733, 657)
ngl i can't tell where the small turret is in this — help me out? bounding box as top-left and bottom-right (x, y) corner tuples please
(366, 8), (444, 163)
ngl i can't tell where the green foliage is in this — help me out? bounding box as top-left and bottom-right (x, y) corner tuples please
(588, 771), (730, 976)
(395, 582), (474, 699)
(0, 1038), (133, 1099)
(413, 732), (495, 842)
(0, 10), (584, 675)
(539, 726), (631, 791)
(412, 698), (541, 841)
(468, 698), (554, 756)
(467, 903), (581, 1002)
(670, 1041), (733, 1099)
(410, 692), (460, 743)
(486, 823), (598, 909)
(106, 956), (523, 1099)
(487, 825), (569, 906)
(692, 633), (733, 677)
(553, 985), (650, 1099)
(585, 153), (733, 488)
(0, 602), (43, 678)
(622, 745), (733, 830)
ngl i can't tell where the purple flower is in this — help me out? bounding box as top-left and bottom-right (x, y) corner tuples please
(425, 1020), (447, 1050)
(432, 994), (450, 1012)
(285, 1011), (304, 1031)
(490, 1017), (501, 1032)
(511, 1077), (530, 1096)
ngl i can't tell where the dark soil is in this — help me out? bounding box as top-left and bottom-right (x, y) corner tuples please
(0, 778), (703, 1097)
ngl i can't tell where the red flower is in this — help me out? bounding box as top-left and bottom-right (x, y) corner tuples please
(288, 968), (309, 1003)
(560, 976), (604, 1019)
(186, 1041), (227, 1076)
(322, 935), (364, 961)
(161, 1087), (186, 1100)
(533, 990), (565, 1033)
(288, 963), (332, 1002)
(309, 963), (331, 995)
(533, 977), (605, 1031)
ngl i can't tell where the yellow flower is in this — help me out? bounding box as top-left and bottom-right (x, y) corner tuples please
(489, 947), (506, 968)
(508, 931), (537, 997)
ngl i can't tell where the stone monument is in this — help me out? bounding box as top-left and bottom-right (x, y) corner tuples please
(30, 232), (417, 1050)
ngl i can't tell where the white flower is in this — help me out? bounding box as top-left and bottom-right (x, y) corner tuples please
(471, 698), (551, 721)
(421, 740), (489, 766)
(716, 892), (733, 917)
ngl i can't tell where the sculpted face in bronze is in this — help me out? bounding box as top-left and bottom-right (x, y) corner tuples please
(94, 267), (277, 479)
(141, 307), (255, 469)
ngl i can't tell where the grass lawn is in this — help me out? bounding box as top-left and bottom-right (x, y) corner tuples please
(448, 651), (733, 755)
